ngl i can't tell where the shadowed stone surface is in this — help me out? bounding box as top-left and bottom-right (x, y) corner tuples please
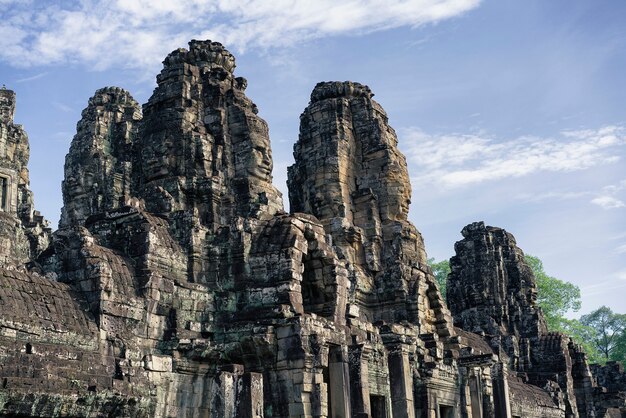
(0, 42), (624, 418)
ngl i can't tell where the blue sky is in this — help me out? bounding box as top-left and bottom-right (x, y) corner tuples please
(1, 0), (625, 315)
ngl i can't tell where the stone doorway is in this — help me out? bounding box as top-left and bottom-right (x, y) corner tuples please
(439, 404), (455, 418)
(370, 394), (386, 418)
(301, 246), (335, 318)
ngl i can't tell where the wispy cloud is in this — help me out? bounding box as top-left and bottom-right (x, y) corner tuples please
(514, 191), (590, 203)
(590, 179), (626, 210)
(15, 71), (48, 83)
(591, 195), (625, 209)
(51, 101), (73, 113)
(402, 125), (626, 188)
(0, 0), (481, 72)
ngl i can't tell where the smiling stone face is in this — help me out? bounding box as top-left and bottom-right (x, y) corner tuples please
(248, 141), (272, 182)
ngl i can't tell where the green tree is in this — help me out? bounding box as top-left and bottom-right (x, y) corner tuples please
(580, 306), (626, 362)
(524, 255), (603, 362)
(556, 317), (602, 363)
(524, 255), (581, 331)
(427, 258), (450, 302)
(613, 332), (626, 364)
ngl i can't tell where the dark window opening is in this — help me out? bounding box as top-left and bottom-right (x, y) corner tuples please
(323, 363), (332, 417)
(370, 394), (386, 418)
(0, 176), (7, 211)
(439, 405), (454, 418)
(301, 248), (334, 317)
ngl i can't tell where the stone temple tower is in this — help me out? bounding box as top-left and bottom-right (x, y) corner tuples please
(0, 87), (18, 214)
(0, 87), (50, 265)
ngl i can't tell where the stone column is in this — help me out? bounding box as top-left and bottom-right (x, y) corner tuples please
(210, 364), (245, 418)
(349, 344), (372, 417)
(329, 345), (351, 418)
(492, 362), (512, 418)
(469, 372), (483, 418)
(388, 344), (415, 418)
(237, 372), (264, 418)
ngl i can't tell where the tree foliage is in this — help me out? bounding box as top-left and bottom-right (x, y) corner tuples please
(523, 255), (603, 361)
(556, 317), (602, 363)
(580, 306), (626, 362)
(613, 332), (626, 363)
(524, 254), (581, 331)
(428, 258), (450, 302)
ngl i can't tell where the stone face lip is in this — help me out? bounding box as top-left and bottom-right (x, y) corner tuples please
(0, 41), (624, 418)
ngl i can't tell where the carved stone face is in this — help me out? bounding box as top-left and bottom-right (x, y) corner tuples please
(245, 117), (272, 183)
(65, 168), (95, 199)
(248, 141), (272, 181)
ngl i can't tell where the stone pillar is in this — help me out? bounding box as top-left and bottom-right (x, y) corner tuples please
(349, 345), (372, 417)
(469, 373), (483, 418)
(237, 372), (264, 418)
(210, 364), (245, 418)
(329, 345), (351, 418)
(388, 344), (415, 418)
(492, 362), (512, 418)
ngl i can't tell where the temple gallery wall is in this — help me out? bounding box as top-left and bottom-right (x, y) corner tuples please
(0, 40), (624, 418)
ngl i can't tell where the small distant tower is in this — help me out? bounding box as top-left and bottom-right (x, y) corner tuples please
(0, 85), (16, 125)
(0, 86), (17, 213)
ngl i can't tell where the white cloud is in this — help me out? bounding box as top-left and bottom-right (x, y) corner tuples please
(15, 71), (47, 83)
(0, 0), (480, 72)
(402, 125), (626, 188)
(51, 101), (74, 113)
(514, 191), (590, 203)
(589, 179), (626, 210)
(591, 196), (625, 210)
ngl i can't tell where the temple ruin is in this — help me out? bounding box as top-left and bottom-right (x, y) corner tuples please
(0, 41), (624, 417)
